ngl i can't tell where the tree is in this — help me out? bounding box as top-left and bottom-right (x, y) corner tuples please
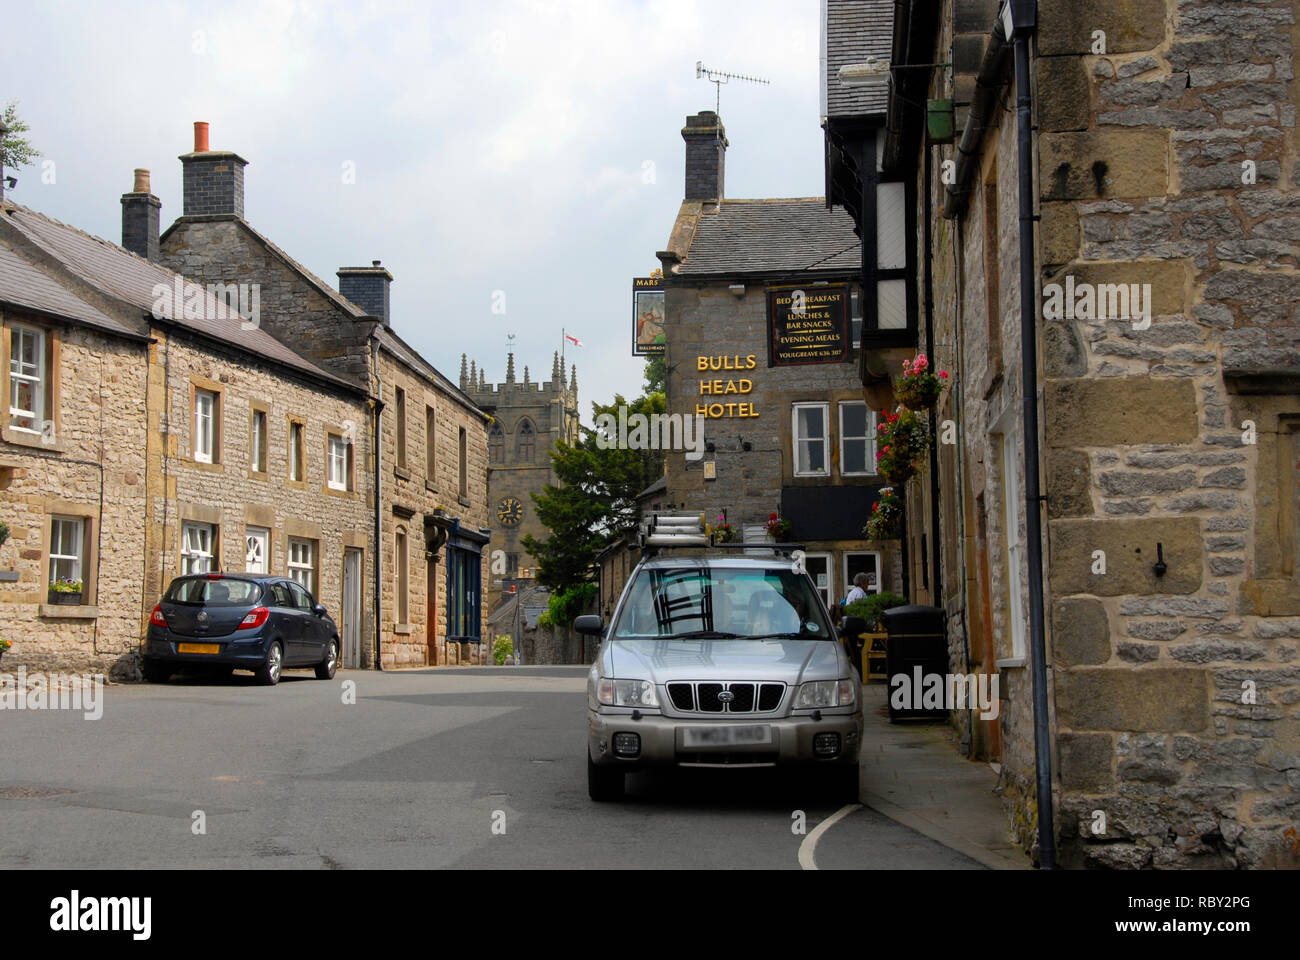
(643, 354), (666, 394)
(1, 101), (42, 172)
(522, 391), (666, 590)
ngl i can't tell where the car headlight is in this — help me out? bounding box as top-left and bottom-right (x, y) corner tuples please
(596, 678), (659, 708)
(794, 679), (857, 709)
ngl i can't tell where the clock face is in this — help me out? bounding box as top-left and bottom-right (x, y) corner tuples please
(497, 496), (524, 526)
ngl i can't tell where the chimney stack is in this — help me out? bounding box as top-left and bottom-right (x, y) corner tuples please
(682, 111), (727, 201)
(179, 121), (248, 218)
(121, 168), (161, 260)
(337, 260), (393, 325)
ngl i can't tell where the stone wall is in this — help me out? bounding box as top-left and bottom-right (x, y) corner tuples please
(144, 326), (374, 671)
(0, 315), (150, 678)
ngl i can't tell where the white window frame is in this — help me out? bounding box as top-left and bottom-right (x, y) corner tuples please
(251, 410), (267, 473)
(792, 402), (830, 477)
(288, 537), (315, 590)
(49, 516), (84, 585)
(328, 434), (348, 491)
(838, 401), (875, 477)
(843, 551), (883, 597)
(245, 526), (270, 574)
(9, 323), (46, 432)
(194, 389), (217, 463)
(182, 522), (216, 575)
(803, 551), (833, 609)
(1003, 431), (1027, 659)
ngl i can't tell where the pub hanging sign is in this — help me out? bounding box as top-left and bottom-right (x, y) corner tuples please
(766, 284), (851, 367)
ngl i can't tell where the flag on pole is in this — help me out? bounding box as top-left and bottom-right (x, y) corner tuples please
(564, 332), (583, 347)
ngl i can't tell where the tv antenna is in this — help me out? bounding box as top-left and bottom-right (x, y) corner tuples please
(696, 61), (770, 115)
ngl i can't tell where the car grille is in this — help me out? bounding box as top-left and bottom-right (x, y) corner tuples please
(666, 681), (785, 714)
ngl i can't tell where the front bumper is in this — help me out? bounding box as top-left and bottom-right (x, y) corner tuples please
(588, 710), (863, 768)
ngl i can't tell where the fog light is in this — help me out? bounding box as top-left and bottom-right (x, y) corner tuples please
(612, 732), (641, 757)
(813, 733), (840, 758)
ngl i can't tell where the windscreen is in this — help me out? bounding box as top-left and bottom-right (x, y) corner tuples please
(611, 566), (831, 640)
(165, 577), (263, 606)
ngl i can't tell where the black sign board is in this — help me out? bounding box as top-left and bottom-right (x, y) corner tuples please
(766, 284), (851, 366)
(632, 277), (665, 356)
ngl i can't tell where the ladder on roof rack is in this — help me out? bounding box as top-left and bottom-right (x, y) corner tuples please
(638, 513), (805, 557)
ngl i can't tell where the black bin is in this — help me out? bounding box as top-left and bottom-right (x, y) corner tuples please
(882, 604), (948, 722)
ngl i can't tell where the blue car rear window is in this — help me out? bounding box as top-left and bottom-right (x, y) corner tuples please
(165, 578), (263, 606)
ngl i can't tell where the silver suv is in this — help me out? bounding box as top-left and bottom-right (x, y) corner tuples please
(577, 517), (863, 802)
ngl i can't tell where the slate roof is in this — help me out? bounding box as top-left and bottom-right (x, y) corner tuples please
(676, 199), (861, 277)
(825, 0), (895, 119)
(2, 205), (357, 392)
(0, 240), (140, 337)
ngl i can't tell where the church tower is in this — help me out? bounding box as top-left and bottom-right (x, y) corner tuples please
(461, 349), (579, 584)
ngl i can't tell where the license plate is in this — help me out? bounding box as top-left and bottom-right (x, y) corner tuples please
(178, 643), (220, 655)
(682, 725), (772, 748)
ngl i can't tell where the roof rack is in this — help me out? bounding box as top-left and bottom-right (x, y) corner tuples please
(638, 513), (805, 558)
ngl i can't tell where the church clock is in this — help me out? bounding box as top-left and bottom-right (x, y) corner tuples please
(496, 496), (524, 526)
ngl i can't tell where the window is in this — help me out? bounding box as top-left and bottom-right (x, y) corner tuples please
(458, 427), (468, 498)
(839, 401), (874, 476)
(289, 420), (305, 481)
(425, 405), (437, 480)
(395, 387), (407, 469)
(194, 389), (218, 463)
(395, 529), (409, 624)
(792, 403), (830, 477)
(181, 522), (216, 575)
(447, 545), (481, 640)
(245, 526), (269, 574)
(804, 552), (833, 608)
(982, 160), (1005, 381)
(288, 580), (315, 610)
(268, 581), (293, 608)
(844, 552), (883, 597)
(1002, 432), (1026, 659)
(9, 323), (45, 432)
(251, 409), (267, 474)
(488, 422), (504, 464)
(49, 516), (84, 585)
(517, 419), (535, 462)
(328, 433), (351, 491)
(288, 537), (315, 591)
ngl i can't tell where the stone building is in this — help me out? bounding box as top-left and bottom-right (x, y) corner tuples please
(0, 182), (373, 678)
(656, 110), (901, 606)
(461, 349), (579, 583)
(158, 124), (492, 668)
(834, 0), (1300, 867)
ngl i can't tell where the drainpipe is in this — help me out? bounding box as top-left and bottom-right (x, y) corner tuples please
(371, 334), (384, 671)
(923, 143), (941, 602)
(1006, 0), (1055, 871)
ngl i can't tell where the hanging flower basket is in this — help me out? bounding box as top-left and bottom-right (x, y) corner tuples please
(875, 409), (931, 485)
(893, 354), (949, 411)
(712, 516), (737, 543)
(863, 487), (903, 540)
(765, 513), (792, 541)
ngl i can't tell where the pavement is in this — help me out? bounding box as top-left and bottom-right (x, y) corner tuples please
(0, 665), (1026, 870)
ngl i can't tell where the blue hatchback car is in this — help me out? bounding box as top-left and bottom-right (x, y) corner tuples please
(143, 573), (341, 686)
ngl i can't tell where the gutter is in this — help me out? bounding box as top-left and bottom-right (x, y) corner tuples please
(371, 333), (384, 671)
(942, 15), (1013, 219)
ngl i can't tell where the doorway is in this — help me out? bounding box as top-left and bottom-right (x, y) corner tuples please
(426, 547), (438, 666)
(342, 547), (362, 669)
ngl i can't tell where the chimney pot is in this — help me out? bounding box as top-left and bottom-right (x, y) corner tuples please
(372, 260), (381, 267)
(194, 121), (209, 153)
(133, 168), (151, 193)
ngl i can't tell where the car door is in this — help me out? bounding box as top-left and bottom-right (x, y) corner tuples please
(267, 580), (301, 662)
(288, 581), (323, 663)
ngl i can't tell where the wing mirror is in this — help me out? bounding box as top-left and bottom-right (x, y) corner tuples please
(573, 615), (604, 636)
(313, 604), (327, 617)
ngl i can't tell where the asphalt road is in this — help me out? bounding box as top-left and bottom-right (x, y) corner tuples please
(0, 665), (982, 869)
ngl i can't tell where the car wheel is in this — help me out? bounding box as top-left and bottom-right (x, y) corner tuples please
(141, 660), (171, 684)
(587, 753), (625, 802)
(256, 641), (283, 686)
(315, 638), (339, 680)
(825, 763), (860, 804)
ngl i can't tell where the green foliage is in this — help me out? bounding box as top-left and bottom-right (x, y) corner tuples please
(643, 355), (666, 394)
(0, 521), (9, 547)
(844, 591), (908, 631)
(536, 582), (597, 629)
(492, 635), (514, 665)
(522, 391), (666, 591)
(0, 637), (10, 653)
(50, 579), (83, 594)
(1, 100), (42, 171)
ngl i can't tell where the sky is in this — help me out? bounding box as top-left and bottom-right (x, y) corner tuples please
(6, 0), (829, 423)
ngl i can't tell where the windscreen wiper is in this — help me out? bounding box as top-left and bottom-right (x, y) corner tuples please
(667, 630), (744, 639)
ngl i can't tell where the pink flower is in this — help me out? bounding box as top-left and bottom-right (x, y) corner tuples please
(915, 355), (929, 370)
(939, 370), (949, 380)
